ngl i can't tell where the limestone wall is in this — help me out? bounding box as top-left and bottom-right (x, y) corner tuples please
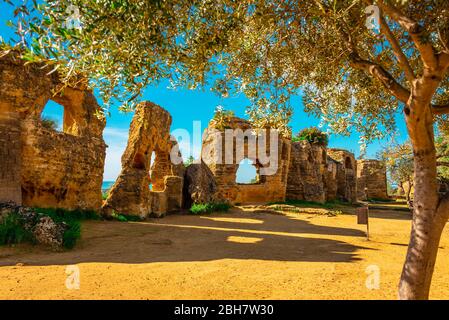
(0, 52), (106, 210)
(286, 141), (327, 203)
(327, 149), (357, 203)
(324, 158), (338, 201)
(0, 111), (22, 204)
(201, 117), (290, 204)
(356, 159), (388, 200)
(103, 102), (184, 218)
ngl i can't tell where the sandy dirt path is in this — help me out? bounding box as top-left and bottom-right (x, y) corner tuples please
(1, 208), (449, 299)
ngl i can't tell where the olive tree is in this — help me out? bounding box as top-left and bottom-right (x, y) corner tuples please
(380, 142), (415, 203)
(4, 0), (449, 299)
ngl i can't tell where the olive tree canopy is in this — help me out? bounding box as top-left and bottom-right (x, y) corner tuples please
(5, 0), (448, 139)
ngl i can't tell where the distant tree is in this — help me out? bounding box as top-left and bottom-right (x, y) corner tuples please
(211, 105), (235, 131)
(380, 142), (414, 204)
(294, 127), (328, 147)
(249, 177), (258, 184)
(40, 117), (59, 131)
(184, 156), (195, 168)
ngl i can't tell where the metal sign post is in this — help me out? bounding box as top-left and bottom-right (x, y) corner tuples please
(356, 206), (370, 240)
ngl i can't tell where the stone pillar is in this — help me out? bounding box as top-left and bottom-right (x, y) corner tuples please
(165, 176), (184, 212)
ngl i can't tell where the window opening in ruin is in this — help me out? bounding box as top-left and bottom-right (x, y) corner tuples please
(40, 100), (64, 132)
(236, 158), (258, 184)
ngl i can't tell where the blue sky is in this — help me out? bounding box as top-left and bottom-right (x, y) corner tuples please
(1, 2), (409, 183)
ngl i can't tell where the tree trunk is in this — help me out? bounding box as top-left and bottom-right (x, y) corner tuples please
(398, 94), (448, 299)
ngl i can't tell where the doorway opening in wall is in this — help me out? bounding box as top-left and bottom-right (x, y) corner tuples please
(236, 158), (259, 184)
(41, 100), (64, 132)
(149, 151), (156, 190)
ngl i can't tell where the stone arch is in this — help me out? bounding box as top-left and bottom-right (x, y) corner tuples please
(103, 101), (185, 218)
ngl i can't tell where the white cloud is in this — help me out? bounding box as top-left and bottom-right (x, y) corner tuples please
(103, 127), (129, 140)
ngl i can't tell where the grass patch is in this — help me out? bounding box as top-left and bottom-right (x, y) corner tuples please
(34, 208), (100, 221)
(110, 212), (143, 222)
(0, 212), (34, 245)
(367, 198), (395, 203)
(189, 202), (231, 215)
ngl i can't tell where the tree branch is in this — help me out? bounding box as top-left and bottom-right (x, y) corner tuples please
(378, 14), (415, 83)
(349, 54), (410, 103)
(432, 103), (449, 115)
(337, 20), (410, 104)
(439, 51), (449, 72)
(377, 0), (439, 71)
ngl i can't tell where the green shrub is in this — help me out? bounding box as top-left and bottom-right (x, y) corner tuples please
(110, 211), (142, 222)
(33, 208), (99, 249)
(367, 198), (395, 203)
(62, 220), (81, 249)
(189, 202), (231, 215)
(0, 212), (33, 245)
(212, 106), (235, 130)
(0, 207), (99, 249)
(34, 208), (100, 221)
(184, 156), (195, 168)
(294, 127), (328, 147)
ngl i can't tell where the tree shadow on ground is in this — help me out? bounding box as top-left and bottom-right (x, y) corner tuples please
(0, 210), (373, 267)
(367, 209), (412, 221)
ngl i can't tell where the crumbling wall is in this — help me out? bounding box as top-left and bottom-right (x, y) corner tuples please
(201, 117), (290, 204)
(0, 111), (22, 204)
(286, 141), (327, 203)
(327, 149), (357, 203)
(103, 102), (184, 218)
(356, 159), (388, 200)
(0, 52), (106, 210)
(324, 158), (339, 201)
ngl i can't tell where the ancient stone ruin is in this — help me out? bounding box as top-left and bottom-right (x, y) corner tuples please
(183, 116), (386, 206)
(356, 159), (389, 200)
(103, 102), (184, 218)
(327, 149), (358, 203)
(286, 141), (328, 203)
(0, 51), (106, 211)
(285, 143), (359, 204)
(0, 53), (388, 217)
(200, 117), (291, 204)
